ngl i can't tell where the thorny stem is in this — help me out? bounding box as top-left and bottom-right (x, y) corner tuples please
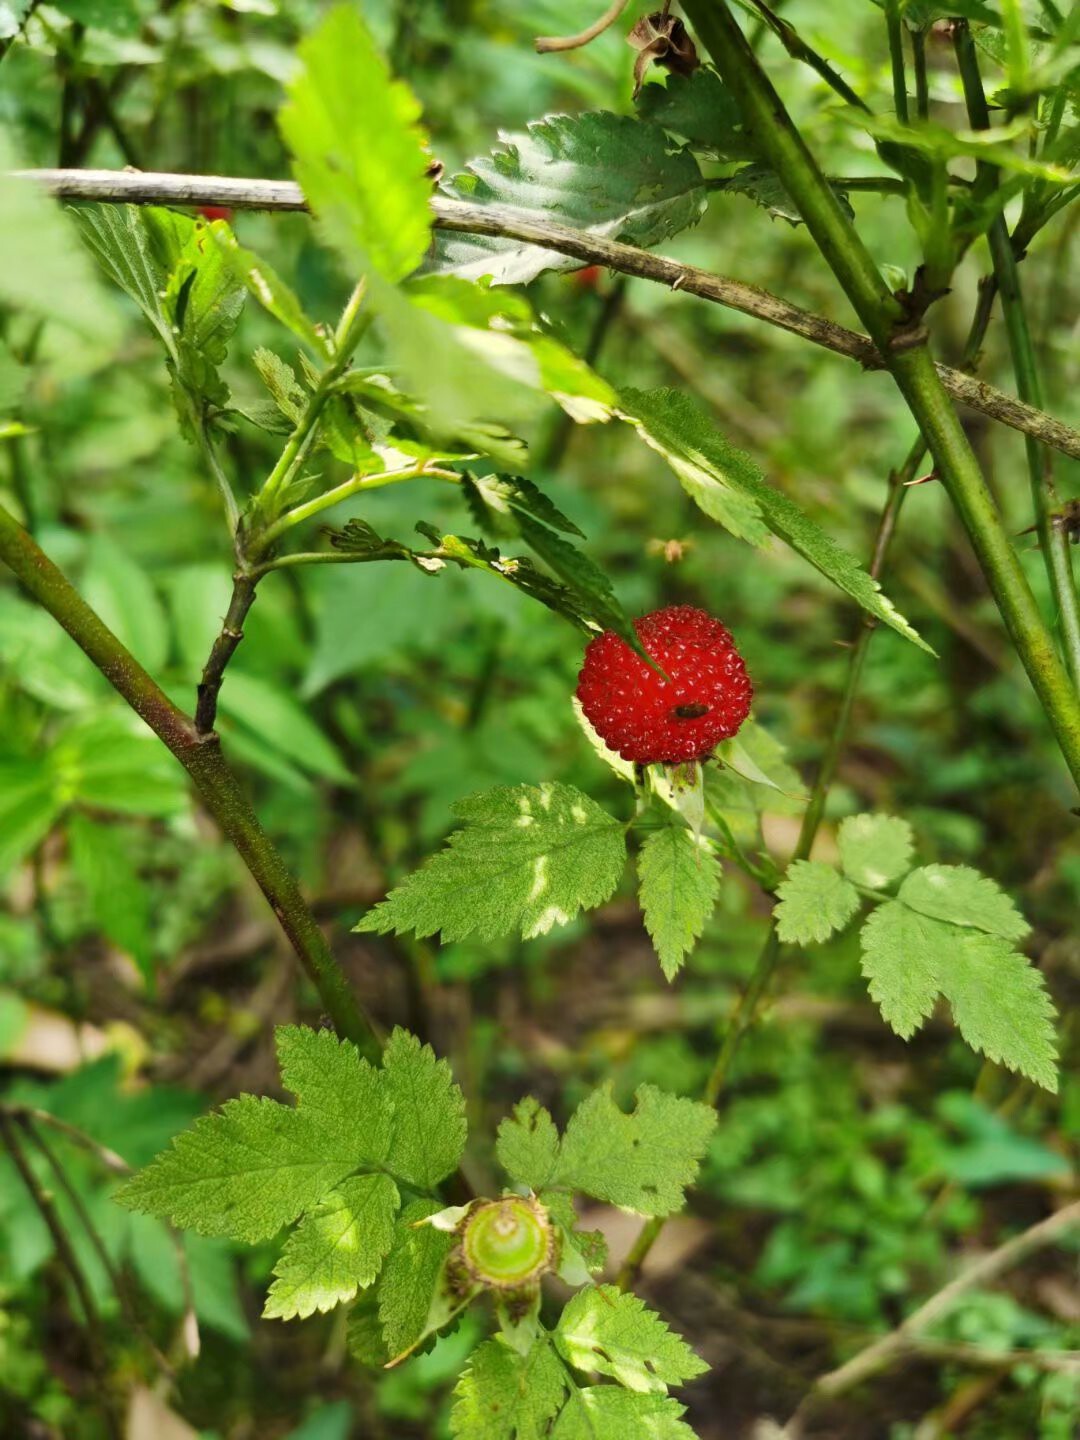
(0, 501), (375, 1049)
(911, 27), (930, 121)
(681, 0), (1080, 793)
(16, 171), (1080, 465)
(883, 0), (909, 123)
(955, 21), (1080, 687)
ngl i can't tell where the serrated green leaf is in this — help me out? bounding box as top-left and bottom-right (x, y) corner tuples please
(838, 814), (914, 889)
(378, 1198), (455, 1357)
(382, 1027), (467, 1190)
(274, 1026), (392, 1165)
(434, 112), (707, 285)
(346, 1288), (389, 1366)
(714, 162), (854, 224)
(637, 68), (755, 160)
(164, 217), (245, 366)
(515, 513), (638, 649)
(113, 1096), (358, 1243)
(355, 783), (627, 944)
(860, 900), (942, 1039)
(637, 823), (720, 980)
(451, 1338), (568, 1440)
(552, 1387), (697, 1439)
(464, 473), (585, 538)
(620, 388), (932, 651)
(897, 865), (1030, 941)
(253, 347), (306, 426)
(943, 933), (1059, 1093)
(279, 4), (432, 282)
(263, 1174), (400, 1320)
(555, 1285), (707, 1394)
(73, 203), (171, 349)
(210, 228), (331, 358)
(496, 1098), (561, 1192)
(860, 902), (1058, 1090)
(554, 1085), (716, 1217)
(774, 861), (860, 945)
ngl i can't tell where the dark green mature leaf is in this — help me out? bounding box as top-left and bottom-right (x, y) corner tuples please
(355, 783), (627, 944)
(637, 823), (721, 979)
(515, 514), (638, 648)
(279, 4), (432, 282)
(555, 1286), (707, 1394)
(72, 204), (171, 348)
(465, 473), (584, 538)
(714, 163), (854, 224)
(620, 388), (931, 650)
(434, 111), (707, 284)
(637, 68), (755, 160)
(429, 531), (599, 632)
(451, 1338), (568, 1440)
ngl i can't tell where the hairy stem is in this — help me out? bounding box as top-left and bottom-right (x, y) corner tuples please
(0, 502), (374, 1047)
(15, 170), (1080, 465)
(681, 0), (1080, 793)
(195, 568), (257, 734)
(955, 21), (1080, 686)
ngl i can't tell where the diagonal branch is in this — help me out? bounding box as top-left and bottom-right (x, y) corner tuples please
(12, 167), (1080, 466)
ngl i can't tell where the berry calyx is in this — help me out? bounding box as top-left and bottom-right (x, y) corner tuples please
(460, 1196), (555, 1290)
(576, 604), (752, 764)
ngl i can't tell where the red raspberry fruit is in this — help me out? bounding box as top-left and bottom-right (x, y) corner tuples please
(197, 205), (234, 223)
(576, 605), (752, 764)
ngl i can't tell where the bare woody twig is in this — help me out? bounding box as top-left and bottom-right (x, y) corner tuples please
(784, 1199), (1080, 1433)
(535, 0), (630, 53)
(13, 168), (1080, 467)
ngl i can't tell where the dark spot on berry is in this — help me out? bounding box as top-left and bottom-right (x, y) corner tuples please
(673, 703), (709, 720)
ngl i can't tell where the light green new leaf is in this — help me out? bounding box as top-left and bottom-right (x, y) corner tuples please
(355, 783), (627, 944)
(263, 1174), (399, 1320)
(620, 388), (931, 650)
(279, 4), (432, 282)
(637, 824), (721, 979)
(377, 1198), (455, 1358)
(382, 1027), (467, 1189)
(163, 217), (245, 366)
(114, 1096), (358, 1243)
(554, 1085), (717, 1216)
(897, 865), (1030, 942)
(774, 861), (860, 945)
(451, 1338), (568, 1440)
(552, 1387), (696, 1439)
(859, 900), (942, 1039)
(434, 111), (707, 285)
(943, 933), (1058, 1095)
(860, 902), (1058, 1090)
(838, 814), (914, 890)
(496, 1097), (561, 1192)
(0, 143), (121, 351)
(71, 203), (167, 345)
(275, 1025), (392, 1166)
(210, 228), (331, 358)
(555, 1286), (707, 1394)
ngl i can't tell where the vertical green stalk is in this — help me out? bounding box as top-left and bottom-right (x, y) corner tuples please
(680, 0), (1080, 792)
(954, 22), (1080, 686)
(911, 27), (930, 121)
(883, 0), (909, 122)
(0, 502), (376, 1049)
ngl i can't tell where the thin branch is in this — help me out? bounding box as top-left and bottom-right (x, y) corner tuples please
(534, 0), (629, 53)
(14, 168), (1080, 466)
(788, 1199), (1080, 1425)
(0, 502), (375, 1049)
(195, 568), (258, 735)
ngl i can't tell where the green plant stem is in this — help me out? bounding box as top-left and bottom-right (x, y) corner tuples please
(911, 28), (930, 120)
(0, 502), (375, 1049)
(954, 22), (1080, 688)
(681, 0), (1080, 795)
(258, 463), (457, 549)
(883, 0), (909, 122)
